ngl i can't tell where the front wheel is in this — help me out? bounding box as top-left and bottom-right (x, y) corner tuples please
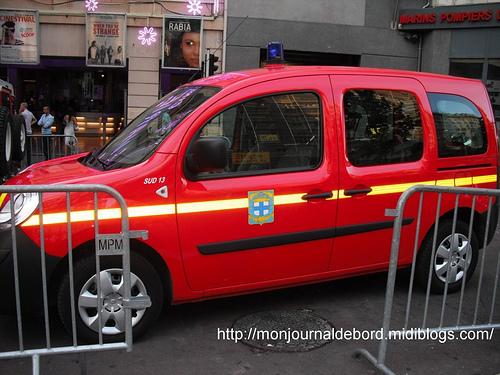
(0, 107), (13, 177)
(57, 253), (164, 342)
(416, 220), (479, 294)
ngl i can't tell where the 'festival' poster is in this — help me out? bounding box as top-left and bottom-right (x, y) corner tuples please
(0, 9), (39, 64)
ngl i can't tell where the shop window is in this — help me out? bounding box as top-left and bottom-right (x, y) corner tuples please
(449, 59), (483, 79)
(193, 92), (322, 177)
(487, 60), (500, 125)
(344, 89), (423, 167)
(428, 93), (487, 158)
(449, 58), (500, 125)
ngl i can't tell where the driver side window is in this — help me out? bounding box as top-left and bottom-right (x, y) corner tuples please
(190, 92), (322, 178)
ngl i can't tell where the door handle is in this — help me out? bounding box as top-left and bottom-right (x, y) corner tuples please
(343, 187), (372, 196)
(301, 192), (333, 201)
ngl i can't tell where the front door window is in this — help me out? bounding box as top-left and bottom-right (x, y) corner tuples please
(187, 92), (322, 178)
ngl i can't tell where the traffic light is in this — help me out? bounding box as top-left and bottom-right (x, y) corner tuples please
(208, 53), (219, 76)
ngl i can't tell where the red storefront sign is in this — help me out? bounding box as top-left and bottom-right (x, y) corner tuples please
(399, 5), (500, 30)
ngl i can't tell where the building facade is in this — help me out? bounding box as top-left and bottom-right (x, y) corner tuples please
(1, 0), (499, 141)
(225, 0), (421, 71)
(224, 0), (500, 123)
(0, 0), (226, 148)
(401, 0), (500, 123)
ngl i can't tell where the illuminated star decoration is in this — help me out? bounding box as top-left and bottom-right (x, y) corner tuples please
(85, 0), (98, 12)
(138, 27), (157, 46)
(187, 0), (202, 15)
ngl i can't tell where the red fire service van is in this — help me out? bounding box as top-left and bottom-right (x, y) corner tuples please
(0, 66), (497, 341)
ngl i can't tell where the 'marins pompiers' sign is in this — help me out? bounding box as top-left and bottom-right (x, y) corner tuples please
(399, 3), (500, 30)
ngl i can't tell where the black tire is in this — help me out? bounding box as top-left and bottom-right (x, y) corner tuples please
(57, 252), (164, 343)
(416, 220), (479, 294)
(0, 107), (13, 177)
(11, 114), (26, 162)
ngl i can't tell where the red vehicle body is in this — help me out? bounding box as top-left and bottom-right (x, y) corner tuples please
(0, 66), (497, 340)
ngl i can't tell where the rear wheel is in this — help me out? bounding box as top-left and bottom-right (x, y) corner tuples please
(0, 107), (13, 177)
(57, 253), (164, 342)
(416, 220), (479, 294)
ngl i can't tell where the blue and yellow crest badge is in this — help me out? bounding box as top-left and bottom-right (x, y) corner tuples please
(248, 190), (274, 225)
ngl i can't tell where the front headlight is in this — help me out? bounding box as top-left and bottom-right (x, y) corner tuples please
(0, 193), (40, 230)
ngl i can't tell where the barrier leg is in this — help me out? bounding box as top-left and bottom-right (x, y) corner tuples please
(79, 353), (87, 375)
(354, 349), (396, 375)
(32, 354), (40, 375)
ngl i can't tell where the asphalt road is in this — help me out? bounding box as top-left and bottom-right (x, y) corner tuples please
(1, 229), (500, 375)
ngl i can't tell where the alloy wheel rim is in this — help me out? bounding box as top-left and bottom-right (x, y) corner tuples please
(434, 233), (472, 284)
(78, 268), (148, 335)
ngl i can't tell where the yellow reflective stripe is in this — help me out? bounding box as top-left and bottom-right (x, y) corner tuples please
(338, 190), (349, 199)
(274, 193), (305, 205)
(0, 193), (7, 207)
(177, 193), (307, 214)
(338, 174), (494, 198)
(177, 198), (248, 214)
(339, 181), (435, 198)
(24, 212), (67, 226)
(130, 204), (176, 217)
(473, 174), (497, 185)
(370, 180), (436, 195)
(20, 193), (310, 226)
(454, 177), (473, 187)
(435, 178), (455, 187)
(16, 174), (498, 227)
(21, 204), (175, 227)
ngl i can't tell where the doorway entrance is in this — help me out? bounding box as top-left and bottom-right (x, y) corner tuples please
(15, 57), (127, 152)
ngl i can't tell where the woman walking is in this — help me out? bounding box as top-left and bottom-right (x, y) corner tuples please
(63, 114), (78, 154)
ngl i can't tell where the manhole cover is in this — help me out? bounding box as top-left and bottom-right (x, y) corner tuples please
(232, 309), (333, 352)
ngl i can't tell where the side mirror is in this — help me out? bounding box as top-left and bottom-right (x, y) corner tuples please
(186, 136), (229, 174)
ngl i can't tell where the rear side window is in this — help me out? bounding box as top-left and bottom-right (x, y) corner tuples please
(428, 93), (487, 158)
(344, 89), (423, 167)
(193, 92), (321, 177)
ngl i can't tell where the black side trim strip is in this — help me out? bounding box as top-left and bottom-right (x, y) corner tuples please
(198, 218), (414, 255)
(335, 219), (412, 237)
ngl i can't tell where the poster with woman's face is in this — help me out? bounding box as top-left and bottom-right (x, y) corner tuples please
(162, 16), (202, 70)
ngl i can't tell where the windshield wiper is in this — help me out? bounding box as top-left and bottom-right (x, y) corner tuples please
(84, 150), (110, 170)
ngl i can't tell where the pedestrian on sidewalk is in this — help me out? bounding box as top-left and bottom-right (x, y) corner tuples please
(19, 102), (36, 165)
(37, 106), (54, 160)
(63, 114), (78, 155)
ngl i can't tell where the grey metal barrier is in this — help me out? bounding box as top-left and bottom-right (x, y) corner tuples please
(355, 185), (500, 375)
(26, 135), (79, 165)
(0, 184), (149, 374)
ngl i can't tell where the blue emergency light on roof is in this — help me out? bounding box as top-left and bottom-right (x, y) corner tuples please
(267, 41), (284, 63)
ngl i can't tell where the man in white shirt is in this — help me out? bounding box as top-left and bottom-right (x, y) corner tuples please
(19, 102), (36, 164)
(19, 102), (35, 135)
(38, 106), (54, 160)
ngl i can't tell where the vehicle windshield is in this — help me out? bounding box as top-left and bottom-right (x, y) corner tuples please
(82, 85), (220, 170)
